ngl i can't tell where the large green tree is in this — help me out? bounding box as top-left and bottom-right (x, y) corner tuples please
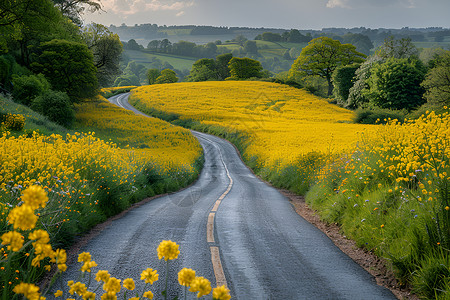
(422, 51), (450, 107)
(289, 37), (366, 96)
(364, 58), (426, 110)
(53, 0), (102, 26)
(187, 59), (217, 82)
(147, 69), (161, 85)
(155, 69), (178, 84)
(32, 39), (98, 102)
(228, 57), (264, 80)
(82, 23), (123, 86)
(215, 53), (233, 80)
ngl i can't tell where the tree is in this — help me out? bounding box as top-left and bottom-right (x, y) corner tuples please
(244, 41), (258, 54)
(422, 51), (450, 107)
(364, 58), (426, 110)
(155, 69), (178, 84)
(187, 59), (217, 82)
(32, 39), (98, 102)
(12, 74), (50, 106)
(375, 36), (418, 59)
(215, 53), (233, 80)
(228, 57), (263, 79)
(289, 37), (366, 96)
(82, 23), (123, 86)
(232, 35), (247, 46)
(147, 40), (160, 51)
(341, 33), (373, 55)
(126, 39), (141, 51)
(53, 0), (102, 26)
(147, 69), (161, 85)
(332, 63), (360, 106)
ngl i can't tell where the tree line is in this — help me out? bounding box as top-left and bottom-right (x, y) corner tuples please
(0, 0), (123, 127)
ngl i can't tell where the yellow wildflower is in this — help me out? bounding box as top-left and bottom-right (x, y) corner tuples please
(21, 185), (48, 210)
(83, 291), (96, 300)
(54, 290), (63, 297)
(68, 281), (87, 296)
(29, 230), (50, 245)
(101, 291), (117, 300)
(143, 290), (154, 299)
(123, 278), (135, 290)
(78, 252), (91, 263)
(1, 231), (24, 252)
(141, 268), (159, 284)
(95, 270), (111, 283)
(81, 260), (98, 273)
(157, 240), (180, 261)
(103, 277), (121, 293)
(13, 282), (42, 300)
(189, 276), (211, 298)
(7, 204), (38, 230)
(178, 268), (196, 286)
(212, 285), (231, 300)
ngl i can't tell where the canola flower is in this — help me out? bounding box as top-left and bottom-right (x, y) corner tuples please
(189, 276), (212, 298)
(130, 81), (375, 167)
(213, 285), (231, 300)
(157, 240), (180, 261)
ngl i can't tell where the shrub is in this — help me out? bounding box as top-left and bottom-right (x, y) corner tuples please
(11, 74), (50, 106)
(0, 113), (26, 131)
(353, 107), (406, 124)
(31, 90), (74, 127)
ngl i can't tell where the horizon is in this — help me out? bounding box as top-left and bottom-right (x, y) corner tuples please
(83, 0), (450, 30)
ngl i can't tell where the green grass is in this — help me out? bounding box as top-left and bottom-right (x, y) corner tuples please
(0, 95), (68, 135)
(125, 49), (197, 70)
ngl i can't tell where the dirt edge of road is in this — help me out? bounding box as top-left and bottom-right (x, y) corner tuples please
(281, 189), (418, 300)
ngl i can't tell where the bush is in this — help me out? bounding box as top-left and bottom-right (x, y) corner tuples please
(353, 107), (406, 124)
(31, 90), (74, 127)
(12, 74), (50, 106)
(332, 63), (360, 106)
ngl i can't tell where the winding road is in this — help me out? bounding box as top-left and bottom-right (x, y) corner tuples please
(61, 93), (396, 299)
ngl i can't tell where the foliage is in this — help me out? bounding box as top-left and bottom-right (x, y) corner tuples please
(332, 63), (360, 106)
(353, 107), (406, 124)
(289, 36), (366, 96)
(81, 23), (123, 87)
(228, 57), (264, 79)
(422, 51), (450, 107)
(375, 36), (419, 59)
(0, 113), (25, 131)
(11, 74), (50, 106)
(187, 58), (217, 82)
(147, 68), (161, 85)
(155, 69), (178, 84)
(32, 39), (98, 103)
(347, 56), (383, 109)
(364, 58), (426, 111)
(31, 90), (75, 127)
(53, 0), (102, 26)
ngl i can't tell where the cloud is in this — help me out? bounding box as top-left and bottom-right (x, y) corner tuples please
(326, 0), (350, 8)
(176, 11), (185, 17)
(102, 0), (194, 16)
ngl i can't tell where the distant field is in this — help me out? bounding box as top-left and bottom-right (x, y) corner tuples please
(130, 81), (375, 166)
(124, 49), (196, 71)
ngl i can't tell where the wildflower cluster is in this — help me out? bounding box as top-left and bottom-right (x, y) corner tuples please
(306, 108), (450, 298)
(0, 113), (25, 131)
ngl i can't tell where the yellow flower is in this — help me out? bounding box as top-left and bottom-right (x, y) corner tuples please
(55, 249), (67, 272)
(7, 204), (38, 230)
(143, 290), (154, 299)
(29, 230), (50, 245)
(157, 240), (180, 261)
(68, 281), (87, 296)
(212, 285), (231, 300)
(21, 185), (48, 210)
(54, 290), (63, 297)
(103, 277), (121, 293)
(13, 282), (42, 300)
(141, 268), (159, 284)
(1, 231), (24, 252)
(78, 252), (92, 263)
(123, 278), (135, 290)
(81, 260), (98, 273)
(95, 270), (111, 282)
(129, 298), (139, 300)
(83, 291), (96, 300)
(189, 276), (211, 298)
(101, 291), (117, 300)
(445, 206), (450, 211)
(178, 268), (196, 286)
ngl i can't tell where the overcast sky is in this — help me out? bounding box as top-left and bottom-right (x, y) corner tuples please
(84, 0), (450, 29)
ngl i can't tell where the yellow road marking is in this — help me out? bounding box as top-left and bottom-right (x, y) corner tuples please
(210, 246), (227, 287)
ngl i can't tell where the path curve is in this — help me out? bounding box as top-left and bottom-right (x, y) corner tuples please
(59, 93), (397, 299)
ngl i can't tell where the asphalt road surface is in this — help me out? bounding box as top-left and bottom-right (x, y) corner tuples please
(59, 93), (396, 299)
